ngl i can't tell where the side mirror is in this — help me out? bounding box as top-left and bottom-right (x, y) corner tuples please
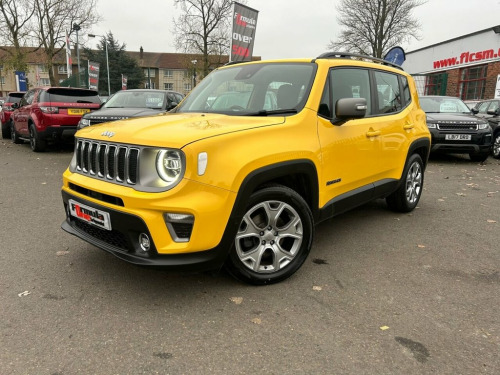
(471, 108), (479, 114)
(166, 102), (178, 111)
(12, 102), (19, 110)
(487, 108), (500, 116)
(332, 98), (367, 125)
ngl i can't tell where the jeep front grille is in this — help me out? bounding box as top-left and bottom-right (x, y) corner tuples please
(75, 140), (140, 185)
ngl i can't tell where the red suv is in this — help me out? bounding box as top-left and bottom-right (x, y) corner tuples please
(10, 87), (101, 151)
(1, 91), (25, 138)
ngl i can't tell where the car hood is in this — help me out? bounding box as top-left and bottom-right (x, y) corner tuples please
(83, 107), (164, 120)
(425, 113), (481, 123)
(76, 112), (286, 148)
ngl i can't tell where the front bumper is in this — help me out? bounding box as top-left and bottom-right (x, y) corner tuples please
(61, 190), (231, 270)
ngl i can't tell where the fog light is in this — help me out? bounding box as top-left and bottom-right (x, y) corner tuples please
(164, 213), (194, 242)
(139, 233), (151, 252)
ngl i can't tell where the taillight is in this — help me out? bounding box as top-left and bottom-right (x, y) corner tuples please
(40, 106), (59, 114)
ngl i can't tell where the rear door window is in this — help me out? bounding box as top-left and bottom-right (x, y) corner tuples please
(374, 71), (402, 114)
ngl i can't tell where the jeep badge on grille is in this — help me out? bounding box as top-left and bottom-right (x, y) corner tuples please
(101, 131), (115, 138)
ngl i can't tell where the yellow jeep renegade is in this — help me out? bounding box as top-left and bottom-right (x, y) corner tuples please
(61, 53), (431, 284)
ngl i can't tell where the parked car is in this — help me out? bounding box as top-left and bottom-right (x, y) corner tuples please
(10, 87), (101, 152)
(77, 89), (184, 129)
(471, 99), (500, 158)
(419, 96), (492, 162)
(61, 53), (431, 285)
(1, 91), (25, 138)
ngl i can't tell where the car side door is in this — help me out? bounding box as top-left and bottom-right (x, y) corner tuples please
(317, 67), (381, 205)
(13, 90), (35, 136)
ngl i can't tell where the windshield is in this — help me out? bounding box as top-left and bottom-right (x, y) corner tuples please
(420, 97), (471, 114)
(104, 91), (167, 109)
(176, 62), (317, 115)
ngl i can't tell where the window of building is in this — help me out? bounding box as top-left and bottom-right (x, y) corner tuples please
(144, 68), (155, 77)
(458, 65), (487, 100)
(164, 83), (173, 90)
(38, 64), (48, 73)
(58, 65), (68, 74)
(0, 76), (5, 85)
(164, 69), (173, 78)
(40, 78), (50, 86)
(184, 83), (192, 91)
(424, 73), (447, 96)
(144, 82), (156, 89)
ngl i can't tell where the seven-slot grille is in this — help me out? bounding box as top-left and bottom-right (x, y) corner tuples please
(75, 140), (140, 185)
(436, 121), (478, 131)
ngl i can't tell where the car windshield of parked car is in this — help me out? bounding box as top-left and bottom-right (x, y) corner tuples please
(176, 62), (317, 116)
(420, 97), (471, 114)
(104, 91), (166, 109)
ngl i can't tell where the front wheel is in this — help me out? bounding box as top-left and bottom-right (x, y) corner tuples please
(11, 122), (22, 144)
(492, 133), (500, 159)
(225, 185), (314, 285)
(386, 153), (424, 213)
(1, 122), (10, 139)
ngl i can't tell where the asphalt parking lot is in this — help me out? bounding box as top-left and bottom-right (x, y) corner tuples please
(0, 140), (499, 374)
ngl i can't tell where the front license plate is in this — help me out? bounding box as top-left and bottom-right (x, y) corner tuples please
(68, 199), (112, 230)
(445, 134), (471, 141)
(68, 108), (91, 115)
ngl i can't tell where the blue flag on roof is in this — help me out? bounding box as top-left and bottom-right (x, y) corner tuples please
(384, 47), (406, 66)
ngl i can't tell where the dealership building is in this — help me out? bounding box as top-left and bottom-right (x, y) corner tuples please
(403, 26), (500, 100)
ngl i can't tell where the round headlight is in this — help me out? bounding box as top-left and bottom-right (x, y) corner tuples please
(156, 150), (183, 184)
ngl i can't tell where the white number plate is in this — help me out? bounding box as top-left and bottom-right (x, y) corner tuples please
(68, 199), (112, 230)
(445, 134), (471, 141)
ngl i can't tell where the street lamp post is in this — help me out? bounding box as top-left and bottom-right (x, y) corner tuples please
(191, 59), (197, 90)
(89, 34), (111, 96)
(71, 23), (81, 86)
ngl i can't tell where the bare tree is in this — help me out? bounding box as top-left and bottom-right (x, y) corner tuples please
(328, 0), (426, 58)
(32, 0), (101, 86)
(172, 0), (234, 77)
(0, 0), (35, 71)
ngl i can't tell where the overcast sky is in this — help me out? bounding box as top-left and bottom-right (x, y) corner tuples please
(89, 0), (500, 59)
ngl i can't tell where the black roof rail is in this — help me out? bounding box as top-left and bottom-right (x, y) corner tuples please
(315, 52), (403, 70)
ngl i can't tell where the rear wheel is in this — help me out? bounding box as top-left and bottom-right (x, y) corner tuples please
(29, 123), (46, 152)
(469, 151), (489, 163)
(492, 133), (500, 159)
(11, 122), (21, 144)
(386, 153), (424, 213)
(225, 185), (314, 285)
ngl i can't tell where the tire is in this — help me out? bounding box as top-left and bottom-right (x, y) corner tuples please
(29, 123), (46, 152)
(225, 185), (314, 285)
(469, 151), (489, 163)
(386, 153), (424, 213)
(11, 122), (22, 144)
(492, 133), (500, 159)
(1, 122), (10, 139)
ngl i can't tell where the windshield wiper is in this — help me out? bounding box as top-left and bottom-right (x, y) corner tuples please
(247, 108), (298, 116)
